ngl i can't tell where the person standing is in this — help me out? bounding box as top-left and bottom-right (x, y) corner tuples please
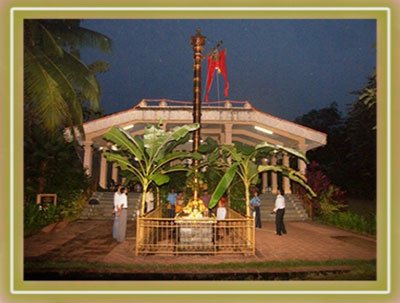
(273, 189), (287, 236)
(166, 188), (177, 218)
(112, 185), (122, 240)
(116, 187), (128, 242)
(145, 187), (155, 213)
(250, 191), (262, 228)
(216, 199), (227, 239)
(216, 199), (227, 220)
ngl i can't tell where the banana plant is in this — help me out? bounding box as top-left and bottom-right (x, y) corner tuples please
(102, 123), (200, 215)
(208, 142), (316, 216)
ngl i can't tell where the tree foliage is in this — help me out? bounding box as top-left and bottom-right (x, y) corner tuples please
(294, 102), (349, 187)
(24, 124), (90, 198)
(357, 70), (376, 111)
(345, 72), (376, 198)
(294, 71), (376, 199)
(294, 102), (343, 134)
(23, 19), (111, 211)
(24, 19), (111, 133)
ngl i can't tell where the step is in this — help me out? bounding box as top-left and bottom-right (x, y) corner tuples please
(258, 193), (309, 221)
(80, 192), (309, 221)
(79, 191), (141, 220)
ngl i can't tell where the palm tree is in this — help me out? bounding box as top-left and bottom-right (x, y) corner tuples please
(24, 19), (111, 133)
(102, 123), (200, 215)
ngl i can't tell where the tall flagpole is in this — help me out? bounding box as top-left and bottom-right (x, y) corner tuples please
(190, 29), (205, 200)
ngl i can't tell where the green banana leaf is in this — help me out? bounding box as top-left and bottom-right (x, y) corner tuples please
(235, 141), (254, 156)
(103, 126), (145, 161)
(279, 145), (309, 164)
(258, 164), (316, 197)
(208, 163), (238, 209)
(144, 123), (199, 160)
(256, 141), (308, 164)
(149, 173), (170, 186)
(198, 137), (219, 153)
(103, 152), (143, 179)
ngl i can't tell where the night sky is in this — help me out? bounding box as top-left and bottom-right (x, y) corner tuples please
(81, 19), (376, 121)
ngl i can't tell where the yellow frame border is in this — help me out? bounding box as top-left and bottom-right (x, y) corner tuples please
(0, 1), (397, 302)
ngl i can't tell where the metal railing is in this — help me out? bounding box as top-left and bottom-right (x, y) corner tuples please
(137, 99), (252, 109)
(135, 207), (255, 256)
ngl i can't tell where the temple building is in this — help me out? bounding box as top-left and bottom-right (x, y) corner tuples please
(78, 99), (327, 193)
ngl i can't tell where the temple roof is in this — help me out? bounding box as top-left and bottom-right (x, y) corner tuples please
(80, 99), (326, 152)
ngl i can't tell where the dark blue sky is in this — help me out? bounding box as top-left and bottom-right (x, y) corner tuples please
(81, 19), (376, 121)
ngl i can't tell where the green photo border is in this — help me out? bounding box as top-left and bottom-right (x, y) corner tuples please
(1, 0), (398, 302)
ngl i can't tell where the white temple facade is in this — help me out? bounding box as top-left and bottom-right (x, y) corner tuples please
(78, 99), (327, 193)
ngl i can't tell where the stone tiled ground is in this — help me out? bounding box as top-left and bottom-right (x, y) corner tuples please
(24, 220), (376, 266)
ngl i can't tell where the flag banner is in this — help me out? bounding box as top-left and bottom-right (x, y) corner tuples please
(204, 49), (229, 102)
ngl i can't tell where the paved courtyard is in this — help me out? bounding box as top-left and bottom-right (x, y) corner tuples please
(24, 220), (376, 266)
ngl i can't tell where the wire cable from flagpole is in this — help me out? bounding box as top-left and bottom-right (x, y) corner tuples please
(216, 70), (220, 101)
(203, 70), (215, 102)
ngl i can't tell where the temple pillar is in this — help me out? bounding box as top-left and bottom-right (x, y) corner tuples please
(111, 163), (118, 183)
(99, 152), (108, 189)
(82, 141), (93, 175)
(271, 155), (278, 194)
(220, 130), (225, 145)
(298, 159), (307, 176)
(283, 153), (292, 194)
(298, 141), (307, 176)
(261, 158), (268, 193)
(224, 123), (232, 145)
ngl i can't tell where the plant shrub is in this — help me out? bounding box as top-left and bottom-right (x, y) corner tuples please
(24, 203), (61, 236)
(318, 211), (376, 235)
(24, 126), (92, 236)
(294, 161), (347, 217)
(60, 192), (87, 221)
(317, 185), (347, 216)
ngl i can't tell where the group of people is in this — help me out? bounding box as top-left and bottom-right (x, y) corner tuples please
(112, 185), (128, 242)
(165, 188), (225, 219)
(163, 187), (284, 233)
(112, 184), (287, 243)
(251, 189), (287, 236)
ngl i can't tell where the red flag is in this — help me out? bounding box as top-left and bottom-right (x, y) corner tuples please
(204, 49), (229, 102)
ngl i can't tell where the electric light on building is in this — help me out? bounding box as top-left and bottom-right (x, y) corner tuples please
(122, 124), (134, 130)
(254, 126), (273, 135)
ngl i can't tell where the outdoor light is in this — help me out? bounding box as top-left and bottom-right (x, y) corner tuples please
(254, 126), (273, 135)
(122, 124), (134, 130)
(98, 146), (104, 151)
